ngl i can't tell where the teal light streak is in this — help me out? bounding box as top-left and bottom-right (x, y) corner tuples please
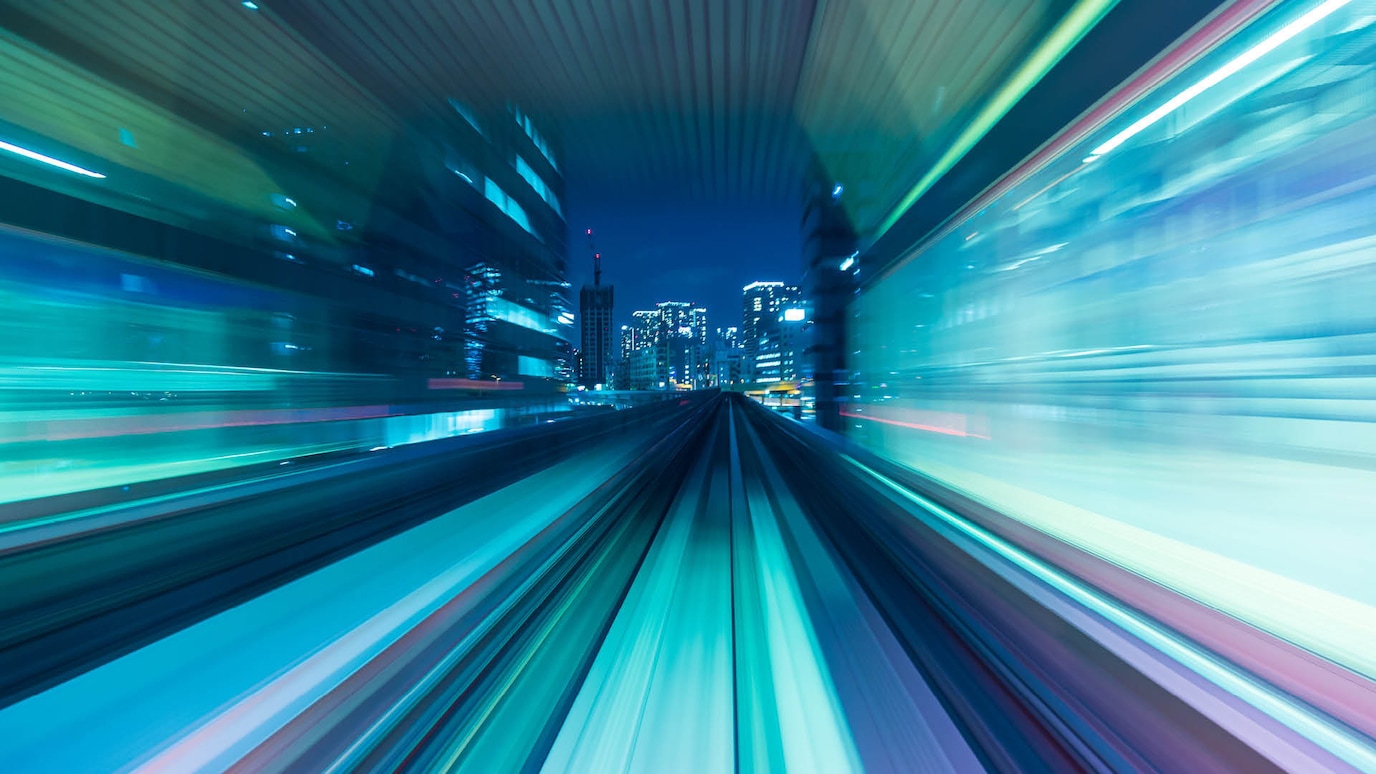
(843, 455), (1376, 772)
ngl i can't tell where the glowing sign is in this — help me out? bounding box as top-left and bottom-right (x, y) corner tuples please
(783, 308), (806, 322)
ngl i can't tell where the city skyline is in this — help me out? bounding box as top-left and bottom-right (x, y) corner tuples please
(606, 279), (809, 391)
(562, 199), (802, 331)
(572, 253), (801, 347)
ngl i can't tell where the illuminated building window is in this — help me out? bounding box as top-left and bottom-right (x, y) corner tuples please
(484, 179), (535, 236)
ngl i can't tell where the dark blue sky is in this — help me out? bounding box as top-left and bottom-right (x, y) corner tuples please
(564, 199), (802, 334)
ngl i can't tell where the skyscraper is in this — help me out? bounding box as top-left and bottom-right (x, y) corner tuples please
(655, 301), (694, 389)
(578, 232), (614, 388)
(712, 326), (744, 386)
(626, 310), (660, 389)
(716, 326), (741, 349)
(629, 310), (659, 352)
(690, 306), (710, 387)
(755, 303), (809, 383)
(741, 281), (800, 382)
(617, 303), (711, 390)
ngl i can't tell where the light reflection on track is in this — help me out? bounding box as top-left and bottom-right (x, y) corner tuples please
(0, 393), (1373, 772)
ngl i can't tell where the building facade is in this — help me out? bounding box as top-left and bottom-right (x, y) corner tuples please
(619, 303), (711, 389)
(754, 304), (809, 383)
(579, 283), (614, 388)
(1, 92), (574, 398)
(654, 301), (695, 389)
(741, 281), (801, 382)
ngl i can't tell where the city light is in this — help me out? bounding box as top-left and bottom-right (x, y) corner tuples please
(783, 308), (806, 322)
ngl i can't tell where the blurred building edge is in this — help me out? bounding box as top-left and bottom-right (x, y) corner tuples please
(801, 159), (859, 432)
(0, 78), (572, 404)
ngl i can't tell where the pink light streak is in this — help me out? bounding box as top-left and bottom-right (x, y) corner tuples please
(840, 410), (990, 440)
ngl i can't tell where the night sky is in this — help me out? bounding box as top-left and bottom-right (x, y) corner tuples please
(563, 197), (803, 335)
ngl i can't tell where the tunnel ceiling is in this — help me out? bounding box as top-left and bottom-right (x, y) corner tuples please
(1, 0), (1108, 240)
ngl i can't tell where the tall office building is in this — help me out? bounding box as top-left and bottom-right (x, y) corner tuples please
(630, 310), (659, 348)
(654, 301), (694, 389)
(711, 326), (745, 387)
(755, 303), (809, 383)
(716, 326), (741, 349)
(690, 306), (710, 387)
(619, 324), (637, 363)
(741, 282), (801, 382)
(626, 310), (660, 389)
(618, 303), (710, 390)
(578, 243), (614, 388)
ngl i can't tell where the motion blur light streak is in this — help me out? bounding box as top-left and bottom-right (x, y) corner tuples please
(5, 0), (1376, 770)
(0, 138), (105, 178)
(840, 409), (992, 439)
(1084, 0), (1355, 162)
(844, 454), (1376, 772)
(874, 0), (1118, 238)
(8, 395), (1369, 772)
(852, 0), (1376, 692)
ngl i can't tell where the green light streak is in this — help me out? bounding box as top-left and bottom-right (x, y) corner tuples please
(875, 0), (1118, 239)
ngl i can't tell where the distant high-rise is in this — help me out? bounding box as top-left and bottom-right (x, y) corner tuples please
(615, 322), (642, 389)
(690, 306), (709, 387)
(578, 231), (614, 388)
(578, 284), (613, 387)
(655, 301), (695, 389)
(741, 281), (800, 382)
(618, 302), (710, 390)
(627, 310), (660, 389)
(755, 303), (809, 383)
(712, 326), (745, 387)
(619, 324), (636, 363)
(630, 310), (659, 350)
